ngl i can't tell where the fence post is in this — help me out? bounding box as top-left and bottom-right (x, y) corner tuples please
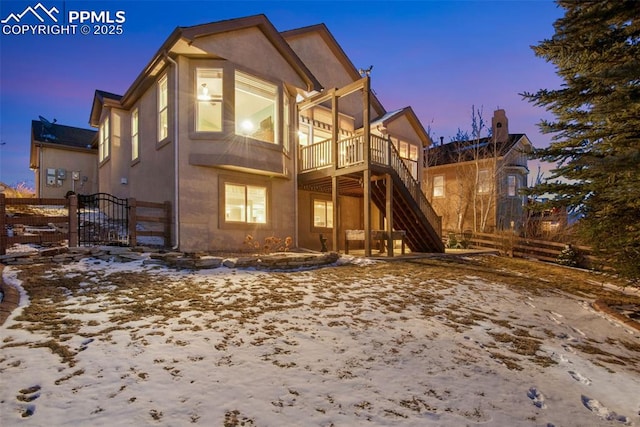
(68, 195), (78, 247)
(129, 198), (137, 247)
(164, 201), (172, 248)
(0, 193), (6, 255)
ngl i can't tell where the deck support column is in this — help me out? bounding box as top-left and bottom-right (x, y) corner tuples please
(386, 173), (394, 257)
(363, 76), (372, 257)
(332, 176), (338, 252)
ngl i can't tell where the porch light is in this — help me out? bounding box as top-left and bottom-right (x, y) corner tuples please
(197, 83), (211, 101)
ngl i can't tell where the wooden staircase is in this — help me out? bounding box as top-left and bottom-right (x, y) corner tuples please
(371, 175), (444, 253)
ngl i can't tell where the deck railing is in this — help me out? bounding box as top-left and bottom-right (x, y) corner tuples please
(299, 138), (333, 171)
(299, 134), (441, 239)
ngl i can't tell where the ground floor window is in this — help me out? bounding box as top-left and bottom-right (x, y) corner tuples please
(224, 183), (267, 224)
(313, 199), (333, 228)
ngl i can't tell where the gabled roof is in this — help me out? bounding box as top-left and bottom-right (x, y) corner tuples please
(426, 134), (530, 166)
(281, 23), (386, 117)
(370, 107), (432, 147)
(90, 14), (322, 122)
(31, 120), (97, 148)
(89, 90), (123, 127)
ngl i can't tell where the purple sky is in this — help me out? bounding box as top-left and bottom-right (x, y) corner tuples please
(0, 0), (563, 188)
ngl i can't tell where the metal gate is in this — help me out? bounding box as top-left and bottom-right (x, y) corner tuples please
(77, 193), (129, 246)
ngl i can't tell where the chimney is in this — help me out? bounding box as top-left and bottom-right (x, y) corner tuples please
(492, 109), (509, 143)
(439, 136), (444, 146)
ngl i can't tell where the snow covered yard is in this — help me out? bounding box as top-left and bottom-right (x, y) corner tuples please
(1, 254), (639, 426)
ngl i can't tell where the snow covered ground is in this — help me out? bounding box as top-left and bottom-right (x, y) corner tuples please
(0, 254), (639, 426)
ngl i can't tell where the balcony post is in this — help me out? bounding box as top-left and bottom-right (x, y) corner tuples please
(363, 76), (372, 256)
(332, 92), (339, 171)
(386, 173), (394, 257)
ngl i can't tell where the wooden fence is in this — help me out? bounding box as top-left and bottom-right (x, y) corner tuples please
(451, 231), (597, 268)
(0, 194), (171, 255)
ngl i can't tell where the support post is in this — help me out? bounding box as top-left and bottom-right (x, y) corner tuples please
(364, 170), (372, 257)
(386, 173), (394, 257)
(68, 194), (78, 248)
(0, 193), (6, 255)
(332, 176), (339, 252)
(363, 76), (372, 256)
(164, 201), (172, 248)
(332, 92), (339, 171)
(128, 198), (137, 247)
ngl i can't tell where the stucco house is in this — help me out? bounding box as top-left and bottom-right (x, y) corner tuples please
(422, 109), (532, 236)
(29, 118), (98, 198)
(88, 14), (443, 255)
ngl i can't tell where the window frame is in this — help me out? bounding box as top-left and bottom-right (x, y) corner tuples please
(157, 74), (168, 143)
(478, 169), (491, 194)
(219, 177), (271, 229)
(433, 175), (445, 198)
(507, 174), (518, 197)
(312, 197), (334, 230)
(194, 67), (224, 133)
(234, 70), (279, 144)
(99, 116), (110, 163)
(131, 107), (139, 162)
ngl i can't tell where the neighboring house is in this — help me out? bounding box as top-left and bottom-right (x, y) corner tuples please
(88, 14), (443, 254)
(524, 201), (570, 240)
(29, 117), (98, 198)
(423, 109), (532, 235)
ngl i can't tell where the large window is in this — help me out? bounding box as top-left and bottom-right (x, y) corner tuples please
(235, 71), (277, 143)
(196, 68), (223, 132)
(313, 199), (333, 228)
(224, 183), (267, 224)
(99, 116), (110, 162)
(478, 169), (491, 194)
(433, 175), (445, 198)
(158, 75), (168, 141)
(507, 175), (518, 197)
(131, 108), (139, 161)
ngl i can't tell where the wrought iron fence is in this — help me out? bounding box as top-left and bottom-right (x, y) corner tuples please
(78, 193), (129, 246)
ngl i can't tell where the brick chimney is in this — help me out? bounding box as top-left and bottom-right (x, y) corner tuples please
(492, 109), (509, 143)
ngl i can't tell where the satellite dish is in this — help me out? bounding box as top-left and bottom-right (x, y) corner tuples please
(39, 115), (58, 141)
(39, 116), (57, 129)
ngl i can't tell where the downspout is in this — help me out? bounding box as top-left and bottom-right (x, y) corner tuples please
(164, 52), (180, 249)
(293, 101), (299, 250)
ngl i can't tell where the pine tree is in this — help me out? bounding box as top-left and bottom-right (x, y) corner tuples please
(521, 1), (640, 281)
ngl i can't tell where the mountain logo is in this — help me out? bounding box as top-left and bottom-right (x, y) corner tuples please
(1, 3), (59, 24)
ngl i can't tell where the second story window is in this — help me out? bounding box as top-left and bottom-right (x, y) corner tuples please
(99, 116), (110, 162)
(131, 108), (139, 161)
(507, 175), (518, 197)
(433, 175), (445, 198)
(235, 71), (277, 144)
(158, 75), (168, 141)
(196, 68), (223, 132)
(478, 169), (491, 194)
